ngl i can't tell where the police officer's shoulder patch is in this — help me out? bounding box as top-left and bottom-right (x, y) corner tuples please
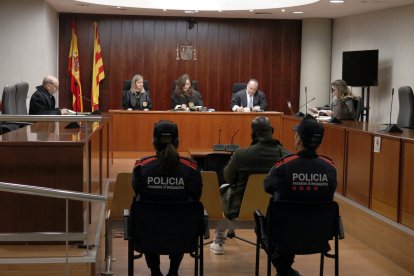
(274, 153), (299, 168)
(134, 156), (157, 167)
(318, 155), (335, 166)
(179, 157), (198, 170)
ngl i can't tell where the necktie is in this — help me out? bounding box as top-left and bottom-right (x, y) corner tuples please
(248, 96), (253, 108)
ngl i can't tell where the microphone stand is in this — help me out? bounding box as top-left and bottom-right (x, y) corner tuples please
(213, 128), (226, 151)
(225, 129), (240, 152)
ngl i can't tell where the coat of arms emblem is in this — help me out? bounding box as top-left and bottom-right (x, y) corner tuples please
(176, 42), (198, 61)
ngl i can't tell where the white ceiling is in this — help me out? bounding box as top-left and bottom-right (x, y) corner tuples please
(46, 0), (414, 20)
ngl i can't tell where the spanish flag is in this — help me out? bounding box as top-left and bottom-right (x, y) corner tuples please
(68, 19), (83, 112)
(91, 21), (105, 112)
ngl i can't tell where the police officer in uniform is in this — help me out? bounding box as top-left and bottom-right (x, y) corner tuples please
(132, 120), (202, 276)
(264, 115), (337, 276)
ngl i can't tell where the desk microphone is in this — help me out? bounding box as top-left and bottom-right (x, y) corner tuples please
(298, 97), (316, 109)
(225, 129), (240, 152)
(381, 88), (402, 133)
(81, 95), (101, 115)
(213, 128), (226, 151)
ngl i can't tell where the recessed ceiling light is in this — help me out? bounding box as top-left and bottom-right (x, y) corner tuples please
(330, 0), (344, 3)
(249, 9), (254, 12)
(281, 9), (286, 12)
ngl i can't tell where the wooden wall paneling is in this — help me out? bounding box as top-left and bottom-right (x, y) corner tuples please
(58, 15), (302, 113)
(217, 22), (231, 111)
(318, 124), (346, 195)
(401, 140), (414, 229)
(206, 22), (220, 110)
(345, 130), (372, 207)
(371, 136), (401, 220)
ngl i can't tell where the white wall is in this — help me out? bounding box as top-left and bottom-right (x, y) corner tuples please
(299, 18), (332, 114)
(0, 0), (58, 104)
(331, 4), (414, 123)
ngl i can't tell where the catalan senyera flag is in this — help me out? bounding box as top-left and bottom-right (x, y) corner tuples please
(91, 21), (105, 112)
(68, 19), (83, 112)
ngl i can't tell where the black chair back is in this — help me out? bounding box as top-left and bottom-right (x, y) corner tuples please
(254, 200), (343, 276)
(15, 81), (29, 115)
(126, 200), (206, 276)
(232, 83), (247, 93)
(203, 153), (231, 186)
(2, 85), (17, 114)
(397, 86), (414, 128)
(353, 96), (363, 121)
(123, 79), (150, 92)
(268, 200), (339, 254)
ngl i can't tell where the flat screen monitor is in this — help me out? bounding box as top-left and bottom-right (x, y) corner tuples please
(342, 50), (379, 87)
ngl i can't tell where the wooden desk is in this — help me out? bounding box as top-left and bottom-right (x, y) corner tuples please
(109, 110), (283, 152)
(0, 120), (110, 232)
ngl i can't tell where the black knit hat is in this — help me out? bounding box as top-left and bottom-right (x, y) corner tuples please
(293, 115), (324, 148)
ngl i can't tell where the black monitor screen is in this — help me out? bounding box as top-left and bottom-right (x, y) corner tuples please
(342, 50), (379, 87)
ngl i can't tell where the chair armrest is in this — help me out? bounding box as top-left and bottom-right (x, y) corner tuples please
(338, 216), (345, 239)
(254, 209), (267, 241)
(203, 209), (210, 239)
(123, 209), (130, 240)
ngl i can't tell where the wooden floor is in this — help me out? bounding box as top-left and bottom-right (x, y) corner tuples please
(108, 154), (413, 276)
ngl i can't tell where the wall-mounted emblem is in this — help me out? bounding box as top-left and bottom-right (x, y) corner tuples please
(176, 42), (198, 61)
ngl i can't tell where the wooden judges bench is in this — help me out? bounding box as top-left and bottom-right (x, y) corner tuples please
(0, 119), (110, 233)
(110, 110), (414, 231)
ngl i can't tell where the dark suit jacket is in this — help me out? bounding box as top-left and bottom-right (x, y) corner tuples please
(29, 86), (61, 115)
(231, 90), (267, 111)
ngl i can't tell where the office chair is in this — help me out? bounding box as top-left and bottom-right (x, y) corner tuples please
(232, 83), (247, 94)
(226, 172), (269, 246)
(1, 85), (17, 114)
(254, 200), (344, 276)
(15, 81), (29, 115)
(123, 79), (150, 92)
(353, 95), (363, 121)
(124, 200), (208, 276)
(172, 80), (199, 92)
(397, 86), (414, 128)
(1, 85), (21, 133)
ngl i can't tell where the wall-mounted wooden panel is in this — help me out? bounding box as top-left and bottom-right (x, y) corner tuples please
(58, 15), (301, 113)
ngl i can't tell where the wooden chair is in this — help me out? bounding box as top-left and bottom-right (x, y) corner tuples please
(200, 171), (223, 220)
(110, 173), (134, 220)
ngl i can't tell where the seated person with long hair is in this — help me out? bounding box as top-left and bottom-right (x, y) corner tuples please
(122, 74), (152, 110)
(309, 79), (355, 120)
(132, 120), (202, 276)
(171, 74), (203, 109)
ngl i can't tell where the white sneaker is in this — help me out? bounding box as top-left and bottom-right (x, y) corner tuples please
(210, 242), (224, 255)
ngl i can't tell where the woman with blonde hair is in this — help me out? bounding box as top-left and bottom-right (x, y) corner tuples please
(317, 79), (355, 120)
(122, 74), (152, 110)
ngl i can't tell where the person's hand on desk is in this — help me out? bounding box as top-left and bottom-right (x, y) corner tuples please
(60, 108), (70, 115)
(235, 106), (244, 112)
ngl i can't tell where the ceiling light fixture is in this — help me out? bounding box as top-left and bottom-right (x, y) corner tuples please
(329, 0), (344, 3)
(293, 11), (303, 13)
